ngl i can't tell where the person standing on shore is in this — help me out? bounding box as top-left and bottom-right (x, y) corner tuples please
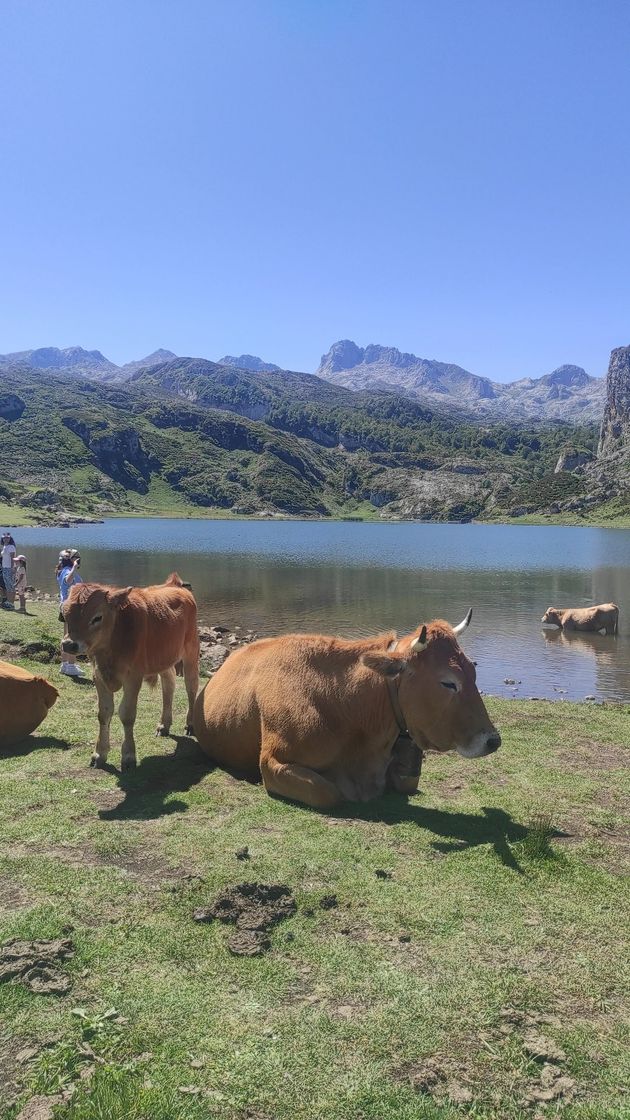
(56, 549), (85, 677)
(1, 533), (17, 608)
(13, 555), (28, 613)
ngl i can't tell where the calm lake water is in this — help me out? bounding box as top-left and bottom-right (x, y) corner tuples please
(11, 518), (630, 703)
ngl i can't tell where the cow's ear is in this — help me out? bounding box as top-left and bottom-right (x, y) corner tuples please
(107, 586), (133, 608)
(361, 653), (408, 677)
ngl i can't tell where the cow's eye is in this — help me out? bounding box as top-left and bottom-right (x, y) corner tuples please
(441, 681), (458, 691)
(90, 614), (103, 626)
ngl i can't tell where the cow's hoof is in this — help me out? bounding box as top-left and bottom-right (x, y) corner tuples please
(89, 754), (105, 769)
(185, 724), (195, 737)
(121, 757), (136, 772)
(156, 725), (170, 738)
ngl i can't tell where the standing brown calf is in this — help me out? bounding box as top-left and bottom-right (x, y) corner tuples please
(62, 573), (199, 770)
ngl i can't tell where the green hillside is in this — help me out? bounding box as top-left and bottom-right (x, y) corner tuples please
(0, 362), (599, 523)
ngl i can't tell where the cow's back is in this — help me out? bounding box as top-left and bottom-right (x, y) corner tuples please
(562, 603), (619, 631)
(112, 584), (198, 677)
(193, 631), (388, 774)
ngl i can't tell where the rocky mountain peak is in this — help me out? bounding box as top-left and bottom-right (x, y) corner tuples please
(219, 354), (281, 373)
(5, 345), (115, 370)
(318, 340), (365, 374)
(598, 346), (630, 456)
(542, 365), (590, 388)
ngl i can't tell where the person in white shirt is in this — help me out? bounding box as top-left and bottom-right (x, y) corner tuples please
(1, 533), (17, 607)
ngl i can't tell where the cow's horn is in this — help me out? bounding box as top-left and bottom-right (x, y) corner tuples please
(452, 608), (473, 636)
(410, 625), (427, 651)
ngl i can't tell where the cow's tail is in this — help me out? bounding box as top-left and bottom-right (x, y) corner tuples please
(144, 674), (159, 688)
(175, 660), (184, 677)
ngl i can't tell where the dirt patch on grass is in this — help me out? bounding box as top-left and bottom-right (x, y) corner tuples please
(557, 739), (629, 772)
(553, 810), (630, 871)
(394, 1007), (578, 1110)
(3, 840), (181, 884)
(0, 637), (57, 664)
(0, 874), (31, 911)
(0, 937), (73, 995)
(194, 882), (296, 955)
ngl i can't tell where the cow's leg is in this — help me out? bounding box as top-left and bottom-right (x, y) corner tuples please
(260, 749), (342, 810)
(119, 677), (142, 771)
(156, 667), (176, 737)
(91, 670), (114, 768)
(182, 650), (199, 736)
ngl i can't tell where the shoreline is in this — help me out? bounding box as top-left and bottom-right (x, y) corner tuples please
(4, 502), (630, 531)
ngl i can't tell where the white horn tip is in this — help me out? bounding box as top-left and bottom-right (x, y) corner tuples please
(453, 608), (473, 636)
(410, 624), (427, 651)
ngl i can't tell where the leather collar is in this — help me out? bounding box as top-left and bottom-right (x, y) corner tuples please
(387, 675), (409, 737)
(386, 637), (410, 737)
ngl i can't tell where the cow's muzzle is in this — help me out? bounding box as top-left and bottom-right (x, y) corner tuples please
(457, 731), (501, 759)
(61, 638), (80, 655)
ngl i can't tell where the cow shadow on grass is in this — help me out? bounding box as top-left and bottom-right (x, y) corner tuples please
(0, 733), (71, 757)
(98, 735), (213, 821)
(337, 798), (546, 874)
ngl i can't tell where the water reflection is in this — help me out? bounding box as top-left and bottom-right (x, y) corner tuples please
(12, 519), (630, 703)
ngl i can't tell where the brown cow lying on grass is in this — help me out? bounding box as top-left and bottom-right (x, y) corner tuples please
(541, 603), (619, 635)
(62, 573), (199, 770)
(193, 610), (500, 809)
(0, 660), (59, 747)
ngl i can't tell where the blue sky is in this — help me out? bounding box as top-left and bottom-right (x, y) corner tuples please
(0, 0), (628, 380)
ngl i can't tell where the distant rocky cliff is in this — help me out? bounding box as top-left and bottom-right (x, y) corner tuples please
(316, 341), (605, 422)
(597, 345), (630, 456)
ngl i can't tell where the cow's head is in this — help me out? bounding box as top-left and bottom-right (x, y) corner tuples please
(61, 583), (133, 656)
(541, 607), (562, 627)
(362, 611), (500, 759)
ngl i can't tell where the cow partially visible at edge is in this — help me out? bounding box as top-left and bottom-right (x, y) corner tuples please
(62, 573), (199, 770)
(193, 610), (500, 810)
(541, 603), (619, 635)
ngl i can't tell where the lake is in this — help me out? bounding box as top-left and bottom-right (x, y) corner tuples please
(11, 518), (630, 703)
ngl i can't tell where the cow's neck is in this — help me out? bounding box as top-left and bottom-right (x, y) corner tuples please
(386, 638), (410, 739)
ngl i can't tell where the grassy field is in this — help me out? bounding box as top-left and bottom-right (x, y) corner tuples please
(0, 605), (629, 1120)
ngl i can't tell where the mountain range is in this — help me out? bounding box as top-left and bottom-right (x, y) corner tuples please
(0, 347), (598, 524)
(0, 341), (606, 423)
(316, 341), (605, 422)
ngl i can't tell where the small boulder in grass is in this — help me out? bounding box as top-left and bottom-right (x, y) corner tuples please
(0, 661), (59, 748)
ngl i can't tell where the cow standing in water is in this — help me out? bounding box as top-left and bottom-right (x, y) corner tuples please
(541, 603), (619, 635)
(62, 574), (199, 770)
(193, 611), (500, 809)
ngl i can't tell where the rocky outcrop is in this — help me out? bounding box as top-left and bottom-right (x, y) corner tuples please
(597, 346), (630, 456)
(62, 417), (152, 491)
(198, 625), (258, 676)
(554, 448), (593, 473)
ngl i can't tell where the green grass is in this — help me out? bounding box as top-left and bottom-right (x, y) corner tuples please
(0, 501), (39, 528)
(1, 605), (629, 1119)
